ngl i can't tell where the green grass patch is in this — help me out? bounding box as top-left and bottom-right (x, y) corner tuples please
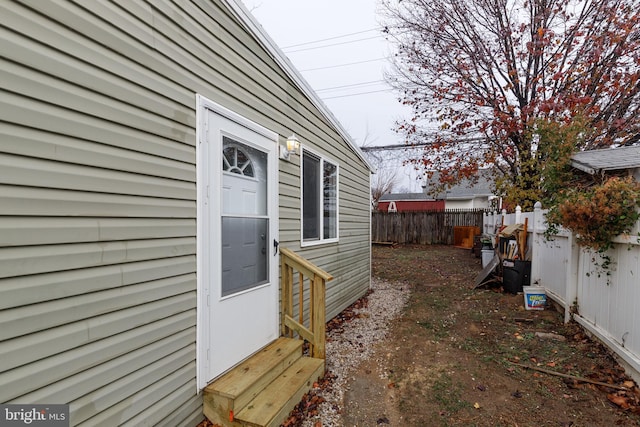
(431, 373), (469, 415)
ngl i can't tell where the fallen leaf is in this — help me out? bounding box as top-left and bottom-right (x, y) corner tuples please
(474, 402), (481, 409)
(607, 393), (631, 409)
(563, 378), (581, 389)
(547, 361), (556, 367)
(623, 380), (635, 389)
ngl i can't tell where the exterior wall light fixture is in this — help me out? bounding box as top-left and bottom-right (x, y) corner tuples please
(279, 133), (300, 160)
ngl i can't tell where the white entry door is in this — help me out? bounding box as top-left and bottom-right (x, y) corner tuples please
(197, 97), (279, 385)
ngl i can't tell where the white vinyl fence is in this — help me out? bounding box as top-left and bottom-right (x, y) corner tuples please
(484, 206), (535, 258)
(486, 203), (640, 382)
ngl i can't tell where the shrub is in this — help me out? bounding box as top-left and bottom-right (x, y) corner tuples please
(547, 176), (640, 252)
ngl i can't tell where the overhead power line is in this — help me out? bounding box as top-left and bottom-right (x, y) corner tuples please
(283, 35), (382, 53)
(281, 28), (379, 49)
(360, 137), (486, 152)
(300, 57), (386, 72)
(316, 80), (386, 93)
(321, 88), (393, 100)
(360, 144), (419, 152)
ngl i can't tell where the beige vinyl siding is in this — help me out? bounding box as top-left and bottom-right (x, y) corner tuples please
(0, 0), (370, 425)
(279, 139), (371, 320)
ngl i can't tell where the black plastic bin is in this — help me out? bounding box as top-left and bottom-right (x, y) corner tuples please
(502, 259), (531, 294)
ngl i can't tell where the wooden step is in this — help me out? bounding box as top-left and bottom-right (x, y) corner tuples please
(203, 338), (305, 426)
(235, 357), (325, 427)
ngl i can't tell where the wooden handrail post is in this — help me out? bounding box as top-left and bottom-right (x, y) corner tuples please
(279, 247), (332, 361)
(281, 258), (293, 337)
(311, 274), (326, 359)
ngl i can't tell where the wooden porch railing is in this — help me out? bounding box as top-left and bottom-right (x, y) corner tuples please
(279, 247), (333, 359)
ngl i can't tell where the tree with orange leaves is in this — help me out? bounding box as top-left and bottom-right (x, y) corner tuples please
(381, 0), (640, 209)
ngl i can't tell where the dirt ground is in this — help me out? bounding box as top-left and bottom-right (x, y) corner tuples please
(341, 244), (640, 427)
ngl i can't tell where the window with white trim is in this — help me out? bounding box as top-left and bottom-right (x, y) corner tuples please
(302, 149), (338, 244)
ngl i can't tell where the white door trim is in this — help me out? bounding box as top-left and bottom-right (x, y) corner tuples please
(195, 94), (279, 390)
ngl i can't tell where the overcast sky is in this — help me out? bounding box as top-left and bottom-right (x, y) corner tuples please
(241, 0), (424, 192)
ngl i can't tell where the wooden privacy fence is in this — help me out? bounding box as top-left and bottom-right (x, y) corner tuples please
(372, 209), (486, 245)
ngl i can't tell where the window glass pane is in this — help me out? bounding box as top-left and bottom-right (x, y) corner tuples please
(323, 161), (337, 239)
(303, 152), (320, 240)
(221, 217), (269, 297)
(222, 137), (267, 216)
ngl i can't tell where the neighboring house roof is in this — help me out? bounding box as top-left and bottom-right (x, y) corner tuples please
(570, 145), (640, 175)
(423, 169), (495, 200)
(379, 193), (438, 202)
(224, 0), (373, 172)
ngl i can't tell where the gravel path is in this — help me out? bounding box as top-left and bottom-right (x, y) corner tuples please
(301, 277), (411, 427)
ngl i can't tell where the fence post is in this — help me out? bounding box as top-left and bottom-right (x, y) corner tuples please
(564, 231), (580, 323)
(501, 209), (507, 225)
(488, 211), (498, 241)
(492, 211), (496, 234)
(483, 211), (487, 234)
(493, 211), (498, 233)
(531, 202), (542, 288)
(485, 212), (490, 235)
(515, 205), (522, 224)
